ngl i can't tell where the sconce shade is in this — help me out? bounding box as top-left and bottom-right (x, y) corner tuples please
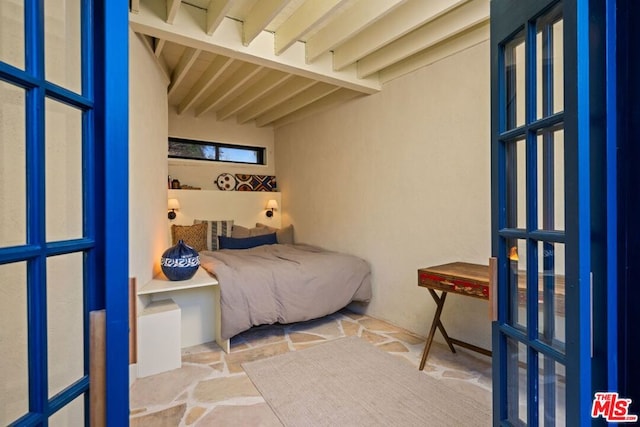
(168, 198), (180, 210)
(265, 199), (278, 218)
(168, 198), (180, 220)
(266, 199), (278, 210)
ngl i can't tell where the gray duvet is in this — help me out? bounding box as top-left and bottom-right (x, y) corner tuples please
(199, 244), (372, 340)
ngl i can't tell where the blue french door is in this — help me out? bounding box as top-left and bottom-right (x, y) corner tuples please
(491, 0), (615, 425)
(0, 1), (129, 425)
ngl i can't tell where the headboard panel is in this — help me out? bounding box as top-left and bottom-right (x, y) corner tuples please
(167, 189), (281, 245)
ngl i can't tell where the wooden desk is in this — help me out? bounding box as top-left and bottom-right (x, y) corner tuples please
(417, 262), (491, 370)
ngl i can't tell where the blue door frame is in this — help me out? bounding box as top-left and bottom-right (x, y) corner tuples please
(99, 1), (130, 425)
(0, 2), (129, 424)
(491, 0), (617, 424)
(616, 0), (640, 414)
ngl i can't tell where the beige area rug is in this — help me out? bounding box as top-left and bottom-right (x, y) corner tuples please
(242, 337), (491, 427)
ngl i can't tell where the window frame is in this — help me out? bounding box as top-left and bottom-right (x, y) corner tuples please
(168, 137), (266, 165)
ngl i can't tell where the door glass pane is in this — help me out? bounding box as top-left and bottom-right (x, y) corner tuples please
(536, 11), (564, 119)
(537, 128), (565, 231)
(538, 242), (566, 351)
(508, 239), (527, 330)
(0, 262), (28, 426)
(506, 138), (527, 229)
(507, 338), (528, 425)
(45, 0), (81, 93)
(49, 394), (85, 426)
(536, 30), (543, 120)
(0, 0), (24, 69)
(504, 32), (526, 130)
(47, 252), (84, 397)
(539, 354), (566, 426)
(0, 81), (26, 246)
(552, 19), (564, 115)
(46, 99), (83, 241)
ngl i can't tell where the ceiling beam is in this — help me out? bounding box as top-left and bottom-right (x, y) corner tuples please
(379, 22), (489, 83)
(305, 0), (406, 63)
(206, 0), (233, 35)
(168, 47), (201, 97)
(332, 0), (467, 70)
(357, 0), (489, 78)
(177, 55), (234, 114)
(216, 70), (291, 121)
(272, 88), (363, 128)
(154, 38), (166, 57)
(236, 76), (316, 124)
(243, 0), (291, 46)
(196, 64), (265, 117)
(130, 0), (140, 14)
(274, 0), (342, 55)
(166, 0), (181, 24)
(129, 4), (380, 93)
(137, 33), (170, 85)
(255, 83), (340, 127)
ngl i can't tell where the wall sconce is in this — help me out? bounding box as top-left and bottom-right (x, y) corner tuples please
(168, 198), (180, 220)
(265, 199), (278, 218)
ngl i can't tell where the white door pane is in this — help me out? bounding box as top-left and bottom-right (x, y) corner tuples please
(45, 98), (83, 241)
(505, 34), (526, 130)
(0, 0), (25, 69)
(0, 262), (28, 425)
(0, 81), (26, 246)
(45, 0), (81, 92)
(49, 394), (85, 426)
(537, 129), (565, 232)
(47, 252), (84, 397)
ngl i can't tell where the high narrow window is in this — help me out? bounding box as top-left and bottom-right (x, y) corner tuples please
(168, 137), (266, 165)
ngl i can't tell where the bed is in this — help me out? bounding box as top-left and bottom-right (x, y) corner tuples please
(171, 221), (372, 340)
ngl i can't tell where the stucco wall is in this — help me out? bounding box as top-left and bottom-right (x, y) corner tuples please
(129, 29), (169, 284)
(275, 41), (492, 349)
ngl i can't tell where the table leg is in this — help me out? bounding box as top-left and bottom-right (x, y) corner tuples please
(435, 319), (456, 353)
(419, 290), (456, 370)
(428, 289), (457, 353)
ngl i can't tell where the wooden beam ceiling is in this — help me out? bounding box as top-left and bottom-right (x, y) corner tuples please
(129, 0), (489, 127)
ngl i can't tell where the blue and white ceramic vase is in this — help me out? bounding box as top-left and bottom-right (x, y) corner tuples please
(161, 240), (200, 281)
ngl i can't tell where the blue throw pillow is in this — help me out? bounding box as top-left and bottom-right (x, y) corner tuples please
(218, 232), (277, 250)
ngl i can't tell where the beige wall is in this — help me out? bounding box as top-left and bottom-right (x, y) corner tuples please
(129, 29), (169, 284)
(168, 109), (275, 190)
(275, 41), (492, 349)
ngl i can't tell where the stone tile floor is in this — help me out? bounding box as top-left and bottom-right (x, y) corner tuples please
(130, 309), (492, 426)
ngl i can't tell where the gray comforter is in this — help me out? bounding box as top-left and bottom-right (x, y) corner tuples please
(199, 244), (372, 340)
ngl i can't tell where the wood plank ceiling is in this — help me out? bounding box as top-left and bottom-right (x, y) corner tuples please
(129, 0), (489, 128)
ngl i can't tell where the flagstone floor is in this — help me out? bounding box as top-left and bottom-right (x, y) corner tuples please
(130, 309), (492, 426)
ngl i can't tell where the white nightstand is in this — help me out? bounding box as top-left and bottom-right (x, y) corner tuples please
(137, 299), (181, 377)
(137, 268), (229, 361)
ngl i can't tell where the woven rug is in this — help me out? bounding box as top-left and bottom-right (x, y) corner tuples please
(242, 337), (491, 426)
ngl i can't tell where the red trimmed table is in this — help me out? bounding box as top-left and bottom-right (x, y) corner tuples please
(418, 262), (491, 370)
